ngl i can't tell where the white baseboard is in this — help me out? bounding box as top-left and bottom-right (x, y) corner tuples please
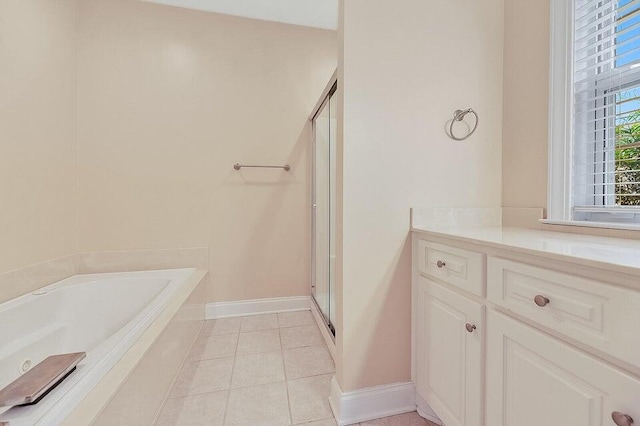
(416, 392), (443, 425)
(329, 377), (418, 426)
(205, 296), (311, 319)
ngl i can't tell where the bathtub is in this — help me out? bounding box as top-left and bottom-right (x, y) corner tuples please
(0, 268), (199, 426)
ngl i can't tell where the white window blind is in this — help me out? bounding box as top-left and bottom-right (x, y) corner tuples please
(572, 0), (640, 222)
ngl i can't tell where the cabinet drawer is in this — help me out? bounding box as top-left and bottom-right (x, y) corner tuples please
(417, 240), (485, 296)
(486, 310), (640, 426)
(488, 256), (640, 369)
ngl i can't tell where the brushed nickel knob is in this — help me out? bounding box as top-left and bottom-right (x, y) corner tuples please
(534, 295), (550, 307)
(436, 260), (446, 269)
(465, 323), (476, 333)
(612, 412), (634, 426)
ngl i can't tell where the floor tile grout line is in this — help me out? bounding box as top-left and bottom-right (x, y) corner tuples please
(240, 313), (279, 333)
(279, 323), (315, 329)
(286, 372), (335, 384)
(203, 331), (240, 336)
(198, 324), (241, 337)
(286, 374), (336, 425)
(279, 321), (316, 329)
(163, 327), (216, 401)
(278, 320), (316, 329)
(166, 367), (331, 396)
(221, 320), (240, 426)
(236, 337), (282, 356)
(239, 329), (279, 333)
(172, 355), (236, 375)
(195, 345), (296, 361)
(168, 376), (292, 400)
(201, 317), (242, 337)
(229, 376), (285, 391)
(166, 365), (234, 399)
(164, 314), (333, 425)
(279, 322), (295, 425)
(186, 332), (239, 362)
(278, 311), (316, 328)
(239, 326), (280, 334)
(163, 388), (231, 401)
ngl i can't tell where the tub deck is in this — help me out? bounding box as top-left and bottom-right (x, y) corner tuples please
(0, 268), (204, 426)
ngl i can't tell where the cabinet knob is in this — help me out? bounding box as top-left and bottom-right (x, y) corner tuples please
(465, 323), (476, 333)
(612, 412), (634, 426)
(534, 295), (550, 307)
(436, 260), (446, 269)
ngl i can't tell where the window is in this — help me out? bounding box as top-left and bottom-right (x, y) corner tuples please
(549, 0), (640, 226)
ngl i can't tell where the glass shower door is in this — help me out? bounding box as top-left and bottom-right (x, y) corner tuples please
(312, 82), (336, 335)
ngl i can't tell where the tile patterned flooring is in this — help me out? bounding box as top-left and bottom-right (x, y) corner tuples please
(155, 311), (437, 426)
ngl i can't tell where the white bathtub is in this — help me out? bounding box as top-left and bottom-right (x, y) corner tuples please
(0, 268), (197, 426)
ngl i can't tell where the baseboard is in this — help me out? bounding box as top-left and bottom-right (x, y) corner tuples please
(416, 392), (443, 425)
(329, 377), (418, 426)
(205, 296), (311, 319)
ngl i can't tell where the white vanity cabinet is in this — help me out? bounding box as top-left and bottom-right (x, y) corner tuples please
(486, 310), (640, 426)
(415, 276), (483, 426)
(412, 232), (640, 426)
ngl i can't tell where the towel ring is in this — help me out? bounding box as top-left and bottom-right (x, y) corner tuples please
(449, 108), (478, 141)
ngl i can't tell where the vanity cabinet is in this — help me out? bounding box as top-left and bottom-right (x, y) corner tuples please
(412, 233), (640, 426)
(415, 276), (483, 426)
(486, 310), (640, 426)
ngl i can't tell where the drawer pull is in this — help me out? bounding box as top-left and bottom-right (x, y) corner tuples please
(534, 295), (550, 307)
(436, 260), (446, 269)
(612, 412), (634, 426)
(465, 323), (476, 333)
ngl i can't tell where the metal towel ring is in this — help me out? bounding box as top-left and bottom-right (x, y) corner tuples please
(449, 108), (478, 141)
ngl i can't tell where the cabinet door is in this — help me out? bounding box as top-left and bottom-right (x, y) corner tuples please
(416, 277), (483, 426)
(486, 310), (640, 426)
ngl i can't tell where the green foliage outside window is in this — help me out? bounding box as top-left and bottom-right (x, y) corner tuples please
(615, 109), (640, 205)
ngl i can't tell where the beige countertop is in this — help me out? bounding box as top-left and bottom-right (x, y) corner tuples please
(412, 225), (640, 277)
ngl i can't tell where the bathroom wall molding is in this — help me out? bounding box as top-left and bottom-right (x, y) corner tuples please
(329, 377), (436, 426)
(205, 296), (311, 319)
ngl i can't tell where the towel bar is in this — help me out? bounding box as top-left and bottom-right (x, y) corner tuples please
(234, 163), (291, 171)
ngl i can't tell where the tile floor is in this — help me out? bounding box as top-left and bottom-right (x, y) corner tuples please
(155, 311), (438, 426)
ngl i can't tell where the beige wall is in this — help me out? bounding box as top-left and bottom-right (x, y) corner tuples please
(337, 0), (504, 391)
(502, 0), (550, 210)
(0, 0), (79, 278)
(77, 0), (336, 302)
(0, 0), (334, 304)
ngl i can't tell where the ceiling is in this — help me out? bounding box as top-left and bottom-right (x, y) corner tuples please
(139, 0), (338, 30)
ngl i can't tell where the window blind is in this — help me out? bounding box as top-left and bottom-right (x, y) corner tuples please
(573, 0), (640, 219)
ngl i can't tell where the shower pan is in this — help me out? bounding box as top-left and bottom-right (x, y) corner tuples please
(311, 77), (337, 337)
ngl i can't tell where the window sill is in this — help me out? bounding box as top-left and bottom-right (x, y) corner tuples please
(540, 219), (640, 232)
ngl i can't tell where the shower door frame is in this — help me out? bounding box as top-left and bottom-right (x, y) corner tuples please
(310, 73), (337, 339)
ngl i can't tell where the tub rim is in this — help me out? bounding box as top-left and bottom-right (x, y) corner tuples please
(0, 268), (206, 426)
(60, 268), (207, 425)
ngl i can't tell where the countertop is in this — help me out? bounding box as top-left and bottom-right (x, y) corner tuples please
(412, 225), (640, 276)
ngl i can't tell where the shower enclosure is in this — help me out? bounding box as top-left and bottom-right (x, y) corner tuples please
(311, 77), (337, 336)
